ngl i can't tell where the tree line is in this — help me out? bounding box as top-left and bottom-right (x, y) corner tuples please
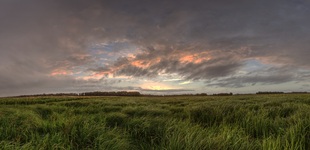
(13, 91), (309, 98)
(80, 91), (141, 96)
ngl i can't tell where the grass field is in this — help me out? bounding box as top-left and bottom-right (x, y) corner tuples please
(0, 94), (309, 149)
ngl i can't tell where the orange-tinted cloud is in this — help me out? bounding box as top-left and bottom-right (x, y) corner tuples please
(179, 52), (211, 64)
(80, 70), (113, 80)
(50, 69), (72, 76)
(130, 58), (161, 68)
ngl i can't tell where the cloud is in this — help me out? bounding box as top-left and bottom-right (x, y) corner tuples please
(206, 66), (297, 88)
(110, 46), (244, 80)
(1, 0), (310, 96)
(207, 74), (294, 88)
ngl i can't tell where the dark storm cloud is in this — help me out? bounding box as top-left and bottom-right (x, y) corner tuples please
(207, 74), (294, 88)
(116, 65), (158, 78)
(206, 66), (297, 88)
(1, 0), (310, 96)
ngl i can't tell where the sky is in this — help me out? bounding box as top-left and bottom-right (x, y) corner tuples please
(1, 0), (310, 96)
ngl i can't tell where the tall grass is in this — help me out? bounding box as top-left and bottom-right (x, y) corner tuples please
(0, 94), (309, 149)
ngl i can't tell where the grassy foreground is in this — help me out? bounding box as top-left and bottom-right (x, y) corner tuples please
(0, 94), (309, 150)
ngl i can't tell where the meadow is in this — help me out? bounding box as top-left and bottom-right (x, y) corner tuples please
(0, 94), (309, 150)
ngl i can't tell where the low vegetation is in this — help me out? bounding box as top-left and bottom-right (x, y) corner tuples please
(0, 94), (309, 149)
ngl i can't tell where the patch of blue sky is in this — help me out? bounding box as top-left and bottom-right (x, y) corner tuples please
(73, 71), (88, 78)
(90, 41), (138, 56)
(70, 66), (92, 78)
(88, 41), (139, 67)
(242, 59), (270, 72)
(296, 68), (310, 74)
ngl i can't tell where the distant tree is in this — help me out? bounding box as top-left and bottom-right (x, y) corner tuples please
(196, 93), (208, 96)
(213, 93), (233, 96)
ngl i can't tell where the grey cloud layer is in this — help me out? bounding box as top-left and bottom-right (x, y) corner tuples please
(113, 48), (243, 80)
(0, 0), (310, 96)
